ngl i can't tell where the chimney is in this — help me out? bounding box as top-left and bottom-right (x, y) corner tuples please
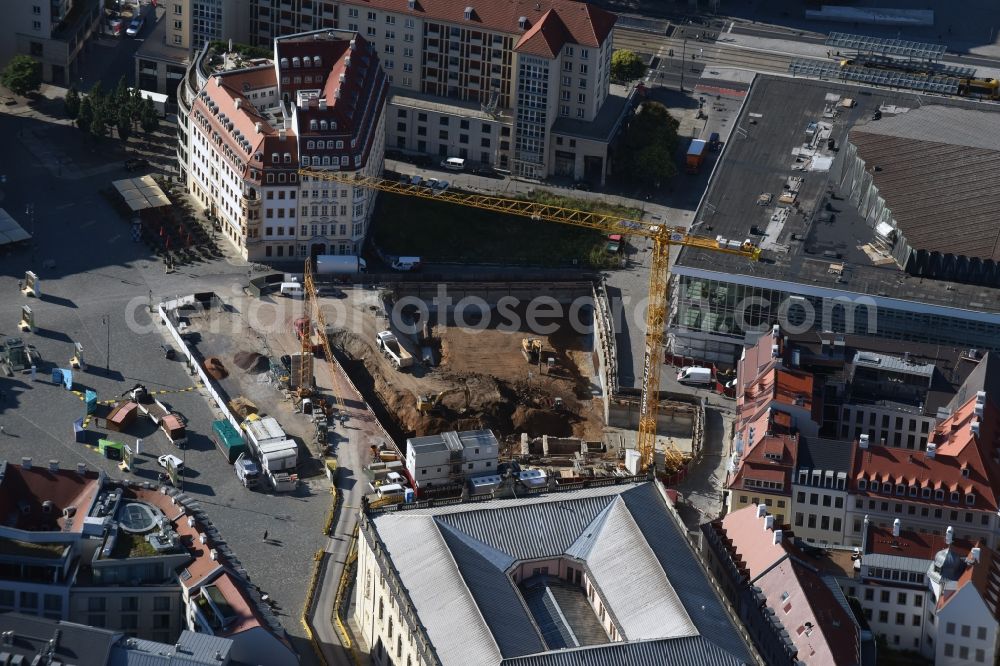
(765, 515), (775, 531)
(772, 323), (780, 338)
(255, 121), (262, 134)
(187, 516), (195, 527)
(926, 442), (936, 458)
(200, 534), (208, 544)
(859, 434), (869, 449)
(972, 547), (982, 563)
(234, 98), (242, 110)
(278, 129), (287, 141)
(771, 343), (780, 358)
(892, 518), (901, 537)
(21, 457), (31, 470)
(318, 99), (327, 110)
(210, 549), (219, 561)
(772, 529), (783, 545)
(76, 462), (86, 475)
(972, 420), (981, 437)
(756, 504), (767, 519)
(946, 526), (954, 544)
(48, 460), (59, 473)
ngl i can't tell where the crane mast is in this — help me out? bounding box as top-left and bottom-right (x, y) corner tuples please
(298, 168), (760, 472)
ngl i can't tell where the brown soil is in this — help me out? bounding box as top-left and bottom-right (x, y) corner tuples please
(203, 357), (228, 380)
(328, 314), (605, 441)
(233, 350), (268, 373)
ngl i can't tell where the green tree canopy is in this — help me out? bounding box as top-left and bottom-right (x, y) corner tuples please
(611, 50), (647, 82)
(1, 55), (42, 96)
(617, 101), (679, 188)
(116, 106), (132, 143)
(64, 86), (81, 120)
(140, 97), (159, 134)
(77, 95), (94, 134)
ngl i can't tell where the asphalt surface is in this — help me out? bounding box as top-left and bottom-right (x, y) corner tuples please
(0, 103), (330, 664)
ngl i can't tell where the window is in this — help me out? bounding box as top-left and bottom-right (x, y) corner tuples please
(978, 626), (987, 640)
(962, 625), (971, 638)
(367, 10), (376, 21)
(895, 612), (905, 625)
(32, 21), (42, 31)
(914, 594), (923, 606)
(459, 134), (469, 144)
(944, 644), (954, 657)
(122, 597), (138, 612)
(946, 622), (956, 634)
(794, 513), (803, 526)
(33, 5), (41, 14)
(348, 7), (359, 17)
(386, 30), (395, 39)
(439, 130), (448, 140)
(878, 610), (888, 623)
(385, 15), (396, 24)
(881, 590), (890, 603)
(897, 592), (907, 605)
(976, 648), (986, 662)
(88, 597), (107, 612)
(913, 614), (921, 626)
(864, 589), (874, 601)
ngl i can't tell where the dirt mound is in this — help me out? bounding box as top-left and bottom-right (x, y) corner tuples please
(511, 405), (574, 437)
(204, 356), (228, 380)
(233, 350), (268, 373)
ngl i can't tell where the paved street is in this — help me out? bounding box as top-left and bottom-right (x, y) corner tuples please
(0, 105), (331, 663)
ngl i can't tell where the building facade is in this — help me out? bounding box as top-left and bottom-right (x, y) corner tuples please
(249, 0), (337, 47)
(180, 30), (387, 261)
(165, 0), (251, 53)
(327, 0), (619, 181)
(404, 429), (499, 491)
(0, 0), (102, 85)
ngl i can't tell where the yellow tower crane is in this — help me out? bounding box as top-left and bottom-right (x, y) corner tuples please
(298, 168), (760, 472)
(299, 259), (346, 415)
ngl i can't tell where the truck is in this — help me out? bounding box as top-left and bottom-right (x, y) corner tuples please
(686, 139), (708, 174)
(376, 331), (413, 369)
(241, 416), (299, 473)
(676, 366), (713, 385)
(316, 255), (367, 275)
(126, 384), (188, 447)
(234, 452), (260, 489)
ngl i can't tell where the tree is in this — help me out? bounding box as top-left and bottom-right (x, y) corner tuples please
(90, 103), (110, 139)
(611, 50), (647, 82)
(116, 106), (132, 144)
(617, 101), (679, 188)
(140, 97), (159, 134)
(1, 55), (42, 97)
(64, 86), (81, 120)
(130, 85), (144, 125)
(77, 95), (94, 135)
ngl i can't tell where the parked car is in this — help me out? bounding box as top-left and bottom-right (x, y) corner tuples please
(410, 175), (424, 187)
(126, 17), (144, 37)
(157, 454), (184, 471)
(426, 177), (440, 189)
(431, 179), (450, 194)
(471, 166), (501, 178)
(124, 157), (150, 171)
(572, 180), (593, 191)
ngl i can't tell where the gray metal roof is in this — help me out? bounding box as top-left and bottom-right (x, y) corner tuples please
(407, 429), (498, 455)
(825, 32), (947, 60)
(370, 483), (754, 666)
(863, 552), (932, 574)
(0, 612), (116, 666)
(948, 352), (1000, 414)
(108, 631), (233, 666)
(500, 635), (749, 666)
(852, 350), (935, 377)
(796, 437), (855, 476)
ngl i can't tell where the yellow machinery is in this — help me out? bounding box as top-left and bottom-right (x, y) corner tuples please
(521, 337), (542, 364)
(298, 168), (760, 473)
(959, 77), (1000, 99)
(417, 384), (471, 414)
(299, 260), (346, 414)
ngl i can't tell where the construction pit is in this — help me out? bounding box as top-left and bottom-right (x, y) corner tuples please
(324, 286), (606, 444)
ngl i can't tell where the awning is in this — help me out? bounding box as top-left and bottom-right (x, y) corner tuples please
(0, 208), (31, 246)
(111, 175), (171, 212)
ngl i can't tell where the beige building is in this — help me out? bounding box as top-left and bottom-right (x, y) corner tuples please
(180, 30), (388, 261)
(0, 0), (102, 85)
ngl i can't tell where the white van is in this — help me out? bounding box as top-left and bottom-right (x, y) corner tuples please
(441, 157), (465, 171)
(391, 256), (422, 271)
(676, 366), (713, 385)
(279, 282), (304, 298)
(376, 483), (406, 500)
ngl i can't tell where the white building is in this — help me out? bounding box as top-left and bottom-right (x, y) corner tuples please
(181, 29), (387, 261)
(404, 429), (498, 491)
(836, 518), (1000, 662)
(355, 482), (757, 666)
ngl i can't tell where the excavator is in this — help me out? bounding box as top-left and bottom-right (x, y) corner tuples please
(299, 168), (761, 474)
(416, 384), (471, 415)
(521, 338), (542, 364)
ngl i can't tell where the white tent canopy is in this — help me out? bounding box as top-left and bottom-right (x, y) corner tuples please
(111, 175), (171, 212)
(0, 208), (31, 246)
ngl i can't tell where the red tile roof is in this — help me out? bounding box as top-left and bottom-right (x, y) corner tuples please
(715, 506), (862, 666)
(0, 464), (101, 533)
(852, 395), (1000, 511)
(339, 0), (615, 48)
(515, 9), (572, 58)
(865, 524), (975, 561)
(737, 328), (782, 398)
(727, 433), (797, 496)
(206, 571), (265, 637)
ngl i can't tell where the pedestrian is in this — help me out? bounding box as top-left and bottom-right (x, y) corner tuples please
(262, 529), (268, 542)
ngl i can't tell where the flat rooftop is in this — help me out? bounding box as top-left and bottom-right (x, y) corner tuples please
(675, 75), (1000, 317)
(389, 89), (509, 123)
(551, 83), (633, 142)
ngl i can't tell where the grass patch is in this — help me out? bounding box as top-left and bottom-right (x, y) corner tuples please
(372, 190), (639, 268)
(111, 533), (157, 559)
(0, 538), (66, 559)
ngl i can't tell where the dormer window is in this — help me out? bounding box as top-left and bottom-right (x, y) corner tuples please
(922, 488), (931, 499)
(315, 56), (322, 67)
(317, 140), (325, 149)
(882, 483), (892, 494)
(336, 140), (344, 149)
(310, 119), (318, 130)
(858, 479), (867, 491)
(271, 153), (279, 163)
(307, 141), (315, 149)
(320, 120), (329, 130)
(896, 484), (905, 496)
(962, 467), (970, 478)
(935, 489), (945, 501)
(966, 494), (976, 505)
(909, 486), (917, 497)
(950, 492), (960, 503)
(283, 153), (291, 163)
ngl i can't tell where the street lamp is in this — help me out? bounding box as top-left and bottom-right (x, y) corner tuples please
(102, 314), (110, 375)
(25, 203), (35, 266)
(680, 38), (688, 92)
